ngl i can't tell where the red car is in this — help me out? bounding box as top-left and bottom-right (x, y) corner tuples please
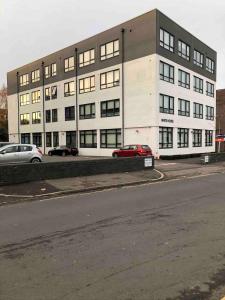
(112, 144), (152, 157)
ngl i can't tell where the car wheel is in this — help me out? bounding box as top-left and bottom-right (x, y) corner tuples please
(48, 151), (52, 156)
(113, 153), (118, 158)
(31, 157), (41, 163)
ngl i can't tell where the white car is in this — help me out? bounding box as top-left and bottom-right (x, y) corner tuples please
(0, 144), (43, 164)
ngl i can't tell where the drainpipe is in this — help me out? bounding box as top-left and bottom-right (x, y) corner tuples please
(16, 72), (20, 143)
(75, 48), (79, 148)
(121, 28), (125, 147)
(41, 61), (46, 154)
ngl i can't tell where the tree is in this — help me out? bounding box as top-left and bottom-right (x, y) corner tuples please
(0, 85), (8, 141)
(0, 84), (7, 109)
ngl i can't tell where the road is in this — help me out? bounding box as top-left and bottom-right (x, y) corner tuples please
(1, 173), (225, 300)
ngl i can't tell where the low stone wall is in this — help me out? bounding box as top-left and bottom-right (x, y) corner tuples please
(0, 156), (154, 185)
(201, 152), (225, 164)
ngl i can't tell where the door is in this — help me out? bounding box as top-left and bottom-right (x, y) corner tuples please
(0, 145), (19, 164)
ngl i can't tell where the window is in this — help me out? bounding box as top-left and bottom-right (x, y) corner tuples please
(100, 129), (121, 149)
(45, 63), (57, 78)
(21, 133), (30, 144)
(65, 106), (75, 121)
(51, 86), (57, 99)
(178, 40), (190, 60)
(2, 146), (18, 154)
(160, 61), (174, 83)
(194, 50), (203, 68)
(178, 70), (190, 89)
(64, 56), (75, 72)
(101, 99), (120, 117)
(53, 132), (59, 147)
(206, 82), (214, 97)
(193, 103), (203, 119)
(31, 90), (41, 104)
(160, 28), (174, 52)
(66, 131), (76, 147)
(193, 129), (202, 147)
(79, 76), (95, 94)
(20, 93), (30, 106)
(193, 76), (203, 94)
(178, 128), (189, 148)
(100, 40), (119, 60)
(19, 145), (32, 152)
(206, 57), (215, 73)
(20, 113), (30, 125)
(206, 106), (214, 120)
(51, 63), (57, 76)
(45, 66), (50, 79)
(31, 69), (40, 83)
(80, 130), (97, 148)
(19, 74), (29, 86)
(79, 103), (95, 119)
(46, 132), (52, 147)
(45, 87), (50, 100)
(79, 49), (95, 67)
(32, 111), (41, 124)
(32, 133), (42, 147)
(64, 81), (75, 97)
(46, 110), (51, 123)
(52, 109), (58, 122)
(45, 86), (57, 100)
(178, 99), (190, 117)
(159, 127), (173, 149)
(100, 69), (120, 89)
(159, 94), (174, 114)
(205, 130), (213, 146)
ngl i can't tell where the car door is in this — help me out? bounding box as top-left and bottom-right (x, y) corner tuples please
(0, 145), (19, 163)
(18, 145), (33, 162)
(120, 145), (130, 157)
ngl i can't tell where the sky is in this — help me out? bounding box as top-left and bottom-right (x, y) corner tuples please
(0, 0), (225, 88)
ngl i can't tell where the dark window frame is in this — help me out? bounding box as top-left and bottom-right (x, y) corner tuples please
(178, 69), (190, 89)
(101, 99), (120, 117)
(79, 103), (95, 119)
(193, 76), (203, 94)
(178, 99), (190, 117)
(193, 103), (203, 119)
(205, 130), (213, 146)
(100, 129), (121, 149)
(100, 69), (120, 89)
(193, 129), (202, 147)
(178, 128), (189, 148)
(65, 106), (75, 121)
(178, 40), (190, 61)
(160, 61), (174, 84)
(159, 94), (174, 114)
(159, 28), (174, 52)
(80, 130), (97, 148)
(206, 106), (214, 120)
(32, 132), (42, 147)
(100, 39), (119, 61)
(159, 127), (173, 149)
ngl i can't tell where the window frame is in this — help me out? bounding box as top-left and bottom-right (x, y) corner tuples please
(159, 127), (173, 149)
(193, 76), (203, 94)
(193, 129), (202, 147)
(64, 56), (75, 72)
(193, 49), (204, 68)
(178, 69), (190, 89)
(100, 69), (120, 89)
(79, 76), (95, 94)
(65, 106), (75, 121)
(80, 130), (97, 148)
(178, 40), (190, 61)
(100, 39), (119, 61)
(20, 113), (30, 125)
(206, 106), (214, 120)
(177, 128), (189, 148)
(159, 28), (174, 52)
(159, 94), (174, 114)
(101, 99), (120, 117)
(79, 49), (95, 67)
(31, 69), (40, 83)
(193, 102), (203, 119)
(178, 99), (190, 117)
(100, 128), (121, 149)
(205, 130), (213, 146)
(160, 61), (174, 84)
(79, 103), (95, 119)
(64, 81), (75, 97)
(32, 111), (41, 124)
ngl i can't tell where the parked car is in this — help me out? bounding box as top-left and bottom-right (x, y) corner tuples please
(0, 142), (14, 148)
(0, 144), (43, 164)
(48, 145), (79, 157)
(112, 144), (152, 157)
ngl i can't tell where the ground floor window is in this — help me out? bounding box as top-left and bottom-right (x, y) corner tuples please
(53, 132), (59, 147)
(177, 128), (189, 148)
(66, 131), (76, 147)
(100, 129), (121, 148)
(32, 132), (42, 147)
(193, 129), (202, 147)
(46, 132), (52, 147)
(21, 133), (30, 144)
(205, 130), (213, 146)
(80, 130), (97, 148)
(159, 127), (173, 149)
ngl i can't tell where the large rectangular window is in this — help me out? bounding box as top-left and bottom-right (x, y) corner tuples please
(206, 57), (215, 74)
(80, 130), (97, 148)
(194, 50), (203, 68)
(64, 81), (75, 97)
(159, 94), (174, 114)
(100, 129), (121, 149)
(206, 106), (214, 120)
(178, 99), (190, 117)
(178, 40), (190, 61)
(205, 130), (213, 146)
(31, 90), (41, 104)
(31, 69), (40, 83)
(79, 49), (95, 67)
(32, 133), (42, 147)
(32, 111), (41, 124)
(21, 133), (30, 144)
(20, 93), (30, 106)
(51, 63), (57, 76)
(79, 103), (95, 119)
(193, 103), (203, 119)
(160, 28), (174, 52)
(66, 131), (76, 147)
(100, 69), (120, 89)
(20, 74), (29, 86)
(79, 76), (95, 94)
(159, 127), (173, 149)
(178, 128), (189, 148)
(46, 110), (51, 123)
(206, 82), (214, 97)
(160, 61), (174, 83)
(101, 99), (120, 117)
(65, 106), (75, 121)
(100, 40), (119, 60)
(45, 86), (57, 100)
(46, 132), (52, 147)
(178, 69), (190, 89)
(64, 56), (75, 72)
(45, 63), (57, 78)
(193, 76), (203, 94)
(193, 129), (202, 147)
(52, 109), (58, 122)
(20, 113), (30, 125)
(53, 132), (59, 147)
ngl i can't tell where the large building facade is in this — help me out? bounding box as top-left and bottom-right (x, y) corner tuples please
(7, 9), (216, 156)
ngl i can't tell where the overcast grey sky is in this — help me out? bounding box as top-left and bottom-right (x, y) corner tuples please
(0, 0), (225, 88)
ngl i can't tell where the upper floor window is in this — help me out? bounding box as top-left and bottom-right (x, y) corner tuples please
(159, 94), (174, 114)
(31, 69), (40, 83)
(194, 50), (203, 68)
(206, 106), (214, 120)
(193, 76), (203, 94)
(160, 61), (174, 84)
(160, 28), (174, 52)
(206, 57), (215, 74)
(52, 109), (58, 122)
(100, 40), (119, 60)
(64, 81), (75, 97)
(20, 93), (30, 106)
(32, 111), (41, 124)
(101, 99), (120, 118)
(79, 103), (95, 119)
(193, 102), (203, 119)
(178, 40), (190, 61)
(64, 57), (75, 72)
(65, 106), (75, 121)
(20, 74), (29, 86)
(20, 113), (30, 125)
(79, 49), (95, 67)
(31, 90), (41, 104)
(206, 82), (214, 97)
(178, 69), (190, 89)
(51, 63), (57, 76)
(45, 86), (57, 100)
(178, 99), (190, 117)
(100, 69), (120, 89)
(79, 76), (95, 94)
(45, 63), (57, 78)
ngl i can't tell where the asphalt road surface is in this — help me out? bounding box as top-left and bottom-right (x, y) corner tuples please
(1, 173), (225, 300)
